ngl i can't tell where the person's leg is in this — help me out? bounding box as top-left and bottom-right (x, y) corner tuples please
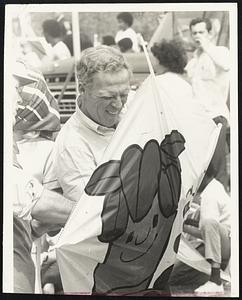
(219, 224), (231, 270)
(201, 219), (230, 272)
(200, 218), (222, 285)
(195, 219), (230, 295)
(169, 245), (210, 292)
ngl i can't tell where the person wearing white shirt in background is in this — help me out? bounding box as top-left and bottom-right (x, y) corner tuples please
(115, 12), (140, 53)
(194, 175), (231, 295)
(42, 19), (71, 61)
(169, 170), (231, 296)
(186, 17), (230, 191)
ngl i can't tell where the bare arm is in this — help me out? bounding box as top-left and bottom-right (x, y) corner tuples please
(198, 37), (230, 71)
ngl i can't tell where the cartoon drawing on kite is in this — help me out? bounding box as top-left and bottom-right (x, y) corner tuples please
(85, 130), (185, 294)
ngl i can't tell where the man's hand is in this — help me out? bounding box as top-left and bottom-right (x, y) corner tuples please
(195, 35), (212, 51)
(31, 219), (62, 239)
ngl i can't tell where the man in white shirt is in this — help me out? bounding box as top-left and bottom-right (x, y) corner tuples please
(186, 17), (230, 122)
(45, 46), (132, 202)
(186, 17), (230, 190)
(115, 12), (140, 53)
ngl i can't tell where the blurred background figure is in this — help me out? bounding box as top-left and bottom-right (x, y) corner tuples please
(42, 19), (71, 61)
(13, 59), (61, 294)
(169, 176), (231, 296)
(115, 12), (140, 53)
(194, 176), (231, 296)
(14, 61), (61, 181)
(185, 17), (230, 191)
(12, 61), (38, 294)
(102, 35), (116, 46)
(150, 38), (231, 295)
(54, 12), (93, 55)
(151, 38), (188, 78)
(117, 37), (134, 53)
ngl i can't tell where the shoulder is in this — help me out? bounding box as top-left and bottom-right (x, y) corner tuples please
(156, 73), (193, 101)
(157, 72), (191, 88)
(126, 28), (137, 37)
(53, 41), (71, 57)
(54, 41), (68, 50)
(201, 179), (228, 203)
(17, 138), (55, 160)
(54, 123), (93, 157)
(126, 27), (136, 34)
(55, 115), (79, 141)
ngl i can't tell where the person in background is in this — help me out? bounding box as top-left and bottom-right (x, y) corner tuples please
(185, 17), (230, 190)
(63, 32), (93, 56)
(42, 19), (71, 61)
(102, 35), (116, 47)
(11, 60), (74, 293)
(169, 172), (231, 296)
(14, 61), (61, 293)
(52, 14), (93, 56)
(15, 63), (61, 181)
(150, 38), (231, 296)
(194, 175), (231, 295)
(115, 12), (140, 53)
(150, 40), (230, 293)
(117, 37), (134, 53)
(150, 38), (191, 97)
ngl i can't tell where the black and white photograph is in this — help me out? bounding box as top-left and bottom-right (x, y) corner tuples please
(3, 3), (238, 297)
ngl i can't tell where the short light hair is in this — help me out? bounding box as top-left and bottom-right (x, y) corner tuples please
(76, 45), (131, 91)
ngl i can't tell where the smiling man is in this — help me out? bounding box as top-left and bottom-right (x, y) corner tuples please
(45, 46), (132, 202)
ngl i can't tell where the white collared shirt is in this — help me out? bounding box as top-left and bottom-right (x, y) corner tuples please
(199, 179), (231, 231)
(44, 105), (115, 202)
(185, 46), (230, 122)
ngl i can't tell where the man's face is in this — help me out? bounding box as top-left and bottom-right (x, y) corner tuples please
(190, 22), (211, 46)
(81, 69), (130, 128)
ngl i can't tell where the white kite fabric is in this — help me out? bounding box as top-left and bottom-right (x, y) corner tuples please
(55, 73), (220, 295)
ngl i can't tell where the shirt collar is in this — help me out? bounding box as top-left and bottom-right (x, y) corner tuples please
(75, 101), (115, 135)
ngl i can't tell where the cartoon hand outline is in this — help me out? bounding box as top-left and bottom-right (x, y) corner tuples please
(85, 130), (185, 243)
